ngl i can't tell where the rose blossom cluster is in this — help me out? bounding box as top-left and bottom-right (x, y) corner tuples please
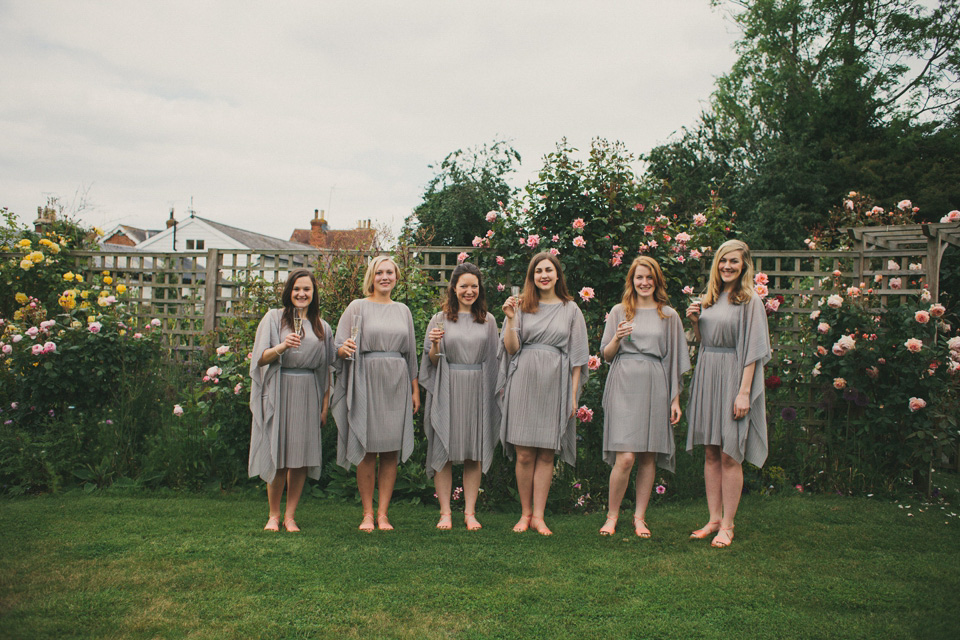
(576, 405), (594, 423)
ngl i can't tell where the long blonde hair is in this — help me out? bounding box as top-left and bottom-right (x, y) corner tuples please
(621, 256), (669, 320)
(702, 239), (754, 308)
(362, 255), (398, 297)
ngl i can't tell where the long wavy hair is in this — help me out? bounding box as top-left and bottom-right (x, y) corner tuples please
(281, 269), (323, 338)
(702, 239), (754, 308)
(621, 256), (670, 320)
(362, 255), (398, 297)
(443, 262), (488, 323)
(520, 252), (572, 313)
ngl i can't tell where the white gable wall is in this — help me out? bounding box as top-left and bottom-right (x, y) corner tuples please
(136, 218), (249, 252)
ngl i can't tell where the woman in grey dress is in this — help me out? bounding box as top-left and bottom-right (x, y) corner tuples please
(500, 252), (589, 535)
(419, 262), (499, 531)
(599, 257), (690, 538)
(332, 256), (420, 532)
(249, 269), (334, 532)
(686, 240), (771, 548)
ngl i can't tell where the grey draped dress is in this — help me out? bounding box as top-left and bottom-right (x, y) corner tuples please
(600, 304), (690, 472)
(686, 292), (771, 467)
(418, 311), (500, 478)
(248, 309), (334, 483)
(331, 299), (418, 469)
(497, 301), (590, 466)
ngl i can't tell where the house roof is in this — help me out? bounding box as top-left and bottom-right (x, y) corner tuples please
(291, 227), (379, 250)
(196, 217), (314, 251)
(100, 224), (162, 247)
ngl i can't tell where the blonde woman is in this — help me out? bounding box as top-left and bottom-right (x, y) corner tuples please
(332, 256), (420, 532)
(599, 257), (689, 537)
(686, 239), (770, 548)
(500, 252), (589, 535)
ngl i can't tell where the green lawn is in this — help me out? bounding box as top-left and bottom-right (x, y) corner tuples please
(1, 485), (958, 640)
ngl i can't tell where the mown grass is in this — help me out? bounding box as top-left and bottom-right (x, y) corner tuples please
(1, 480), (958, 640)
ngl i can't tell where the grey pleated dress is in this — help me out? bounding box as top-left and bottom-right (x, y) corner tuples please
(600, 304), (690, 472)
(686, 292), (771, 467)
(331, 299), (418, 468)
(418, 311), (500, 478)
(498, 301), (590, 466)
(248, 309), (334, 483)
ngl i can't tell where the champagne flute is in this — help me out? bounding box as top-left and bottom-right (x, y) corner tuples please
(292, 310), (304, 352)
(509, 286), (521, 332)
(435, 318), (445, 357)
(347, 316), (361, 361)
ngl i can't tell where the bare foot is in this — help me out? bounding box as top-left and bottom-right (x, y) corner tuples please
(530, 517), (553, 536)
(264, 516), (281, 532)
(599, 515), (617, 536)
(513, 515), (531, 533)
(358, 513), (375, 533)
(377, 514), (394, 531)
(283, 518), (300, 533)
(690, 520), (720, 540)
(464, 513), (482, 531)
(633, 515), (650, 538)
(711, 525), (735, 548)
(436, 513), (453, 530)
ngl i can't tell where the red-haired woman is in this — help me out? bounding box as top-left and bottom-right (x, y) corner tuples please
(599, 256), (689, 537)
(500, 252), (589, 535)
(249, 268), (334, 532)
(419, 262), (499, 531)
(686, 239), (771, 548)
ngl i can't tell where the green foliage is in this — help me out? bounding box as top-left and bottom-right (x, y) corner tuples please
(645, 0), (960, 249)
(406, 139), (521, 246)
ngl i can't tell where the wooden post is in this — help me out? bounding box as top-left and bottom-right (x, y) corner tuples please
(203, 248), (220, 335)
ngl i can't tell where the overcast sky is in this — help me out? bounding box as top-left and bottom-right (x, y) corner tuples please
(0, 1), (740, 242)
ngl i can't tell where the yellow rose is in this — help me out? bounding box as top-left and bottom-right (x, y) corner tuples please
(19, 259), (34, 270)
(98, 290), (109, 298)
(80, 290), (90, 299)
(58, 296), (76, 310)
(97, 297), (109, 307)
(103, 276), (113, 285)
(118, 329), (126, 336)
(47, 244), (60, 254)
(87, 315), (96, 323)
(70, 321), (82, 329)
(80, 302), (90, 309)
(94, 227), (105, 236)
(116, 284), (127, 294)
(63, 272), (75, 282)
(15, 292), (28, 305)
(28, 251), (44, 264)
(76, 274), (84, 283)
(17, 239), (31, 248)
(102, 270), (110, 276)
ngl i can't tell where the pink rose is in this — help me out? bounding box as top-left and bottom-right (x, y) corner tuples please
(40, 320), (56, 331)
(485, 211), (498, 223)
(930, 304), (946, 317)
(496, 256), (505, 266)
(846, 286), (861, 297)
(576, 405), (594, 423)
(216, 345), (230, 356)
(471, 236), (483, 247)
(832, 270), (842, 277)
(817, 322), (830, 334)
(234, 383), (243, 395)
(173, 404), (184, 417)
(525, 235), (540, 249)
(647, 240), (658, 249)
(88, 322), (102, 334)
(611, 255), (622, 266)
(549, 248), (560, 256)
(675, 232), (691, 244)
(754, 283), (769, 298)
(572, 218), (585, 231)
(765, 298), (780, 313)
(31, 344), (43, 356)
(897, 199), (912, 211)
(817, 346), (827, 356)
(457, 251), (469, 264)
(552, 235), (560, 242)
(486, 229), (494, 238)
(810, 310), (820, 320)
(920, 289), (931, 302)
(915, 310), (930, 324)
(837, 335), (856, 351)
(947, 336), (960, 352)
(940, 210), (960, 223)
(587, 355), (601, 371)
(578, 287), (595, 302)
(206, 365), (223, 378)
(904, 338), (923, 353)
(572, 236), (586, 248)
(133, 333), (143, 339)
(682, 286), (694, 295)
(497, 283), (505, 292)
(693, 213), (707, 226)
(833, 378), (846, 390)
(12, 334), (22, 343)
(827, 295), (843, 309)
(1, 344), (11, 355)
(754, 272), (769, 285)
(887, 260), (900, 271)
(908, 397), (926, 412)
(909, 263), (923, 272)
(26, 327), (39, 338)
(889, 277), (902, 290)
(865, 366), (879, 379)
(832, 344), (846, 356)
(42, 341), (56, 354)
(676, 255), (686, 263)
(151, 318), (161, 327)
(689, 249), (702, 260)
(643, 225), (654, 236)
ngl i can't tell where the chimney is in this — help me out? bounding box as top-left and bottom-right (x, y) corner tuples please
(166, 208), (177, 229)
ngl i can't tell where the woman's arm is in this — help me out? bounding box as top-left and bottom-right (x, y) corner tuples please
(411, 377), (420, 414)
(257, 332), (299, 367)
(570, 366), (581, 418)
(733, 360), (757, 419)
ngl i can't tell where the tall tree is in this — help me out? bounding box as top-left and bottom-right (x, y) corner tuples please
(406, 140), (521, 246)
(645, 0), (960, 249)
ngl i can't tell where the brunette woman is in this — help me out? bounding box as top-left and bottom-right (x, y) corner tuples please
(331, 256), (420, 532)
(249, 268), (334, 532)
(419, 262), (499, 530)
(686, 240), (771, 548)
(499, 252), (589, 535)
(599, 257), (689, 537)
